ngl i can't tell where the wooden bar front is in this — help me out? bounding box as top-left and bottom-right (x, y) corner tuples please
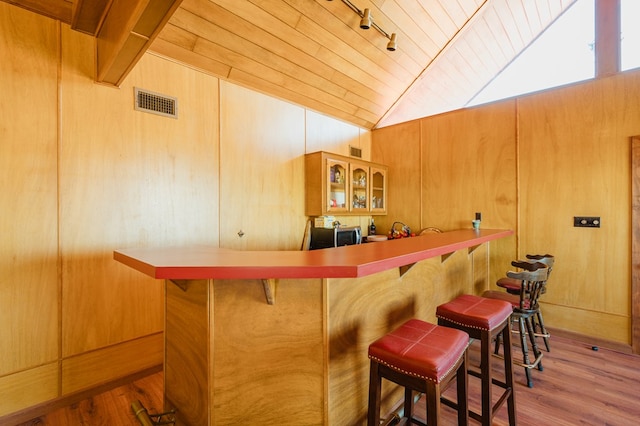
(115, 229), (512, 425)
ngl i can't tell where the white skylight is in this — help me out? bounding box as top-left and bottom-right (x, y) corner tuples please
(467, 0), (595, 107)
(621, 0), (640, 71)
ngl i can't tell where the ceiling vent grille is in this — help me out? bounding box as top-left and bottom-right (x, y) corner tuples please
(134, 87), (178, 118)
(350, 146), (362, 159)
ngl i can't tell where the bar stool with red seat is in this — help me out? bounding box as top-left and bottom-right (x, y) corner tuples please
(367, 318), (470, 426)
(484, 263), (549, 388)
(436, 294), (517, 426)
(496, 254), (554, 352)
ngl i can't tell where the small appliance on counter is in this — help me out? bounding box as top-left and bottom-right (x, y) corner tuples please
(388, 221), (414, 239)
(309, 225), (362, 250)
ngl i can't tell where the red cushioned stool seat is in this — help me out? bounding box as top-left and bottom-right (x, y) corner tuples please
(496, 276), (522, 294)
(436, 294), (517, 426)
(368, 319), (469, 426)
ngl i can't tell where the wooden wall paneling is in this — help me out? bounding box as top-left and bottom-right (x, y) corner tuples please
(61, 333), (163, 395)
(517, 76), (632, 344)
(164, 279), (209, 426)
(305, 110), (362, 158)
(60, 25), (219, 365)
(370, 120), (422, 236)
(2, 0), (72, 23)
(420, 100), (517, 285)
(212, 278), (325, 425)
(219, 81), (306, 251)
(0, 364), (59, 417)
(471, 243), (490, 295)
(0, 3), (59, 382)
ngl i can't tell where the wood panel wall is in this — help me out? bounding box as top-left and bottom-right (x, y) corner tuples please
(373, 71), (640, 349)
(0, 5), (61, 416)
(372, 102), (518, 288)
(518, 72), (640, 343)
(0, 3), (371, 420)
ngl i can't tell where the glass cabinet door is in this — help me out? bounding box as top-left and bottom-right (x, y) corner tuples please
(327, 159), (348, 212)
(350, 163), (369, 212)
(370, 167), (386, 213)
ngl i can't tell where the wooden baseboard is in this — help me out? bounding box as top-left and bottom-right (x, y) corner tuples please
(548, 327), (633, 354)
(0, 365), (162, 426)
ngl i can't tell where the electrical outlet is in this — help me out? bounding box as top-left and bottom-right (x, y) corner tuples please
(573, 216), (600, 228)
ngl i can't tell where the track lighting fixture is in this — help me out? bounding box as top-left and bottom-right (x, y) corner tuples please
(327, 0), (398, 52)
(359, 8), (371, 29)
(386, 33), (397, 51)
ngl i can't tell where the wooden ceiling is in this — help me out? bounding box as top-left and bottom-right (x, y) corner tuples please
(3, 0), (576, 129)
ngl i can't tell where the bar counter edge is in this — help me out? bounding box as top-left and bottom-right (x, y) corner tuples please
(113, 228), (513, 280)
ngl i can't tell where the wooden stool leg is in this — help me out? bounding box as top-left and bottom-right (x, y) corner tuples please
(480, 331), (492, 426)
(517, 316), (534, 388)
(502, 322), (518, 426)
(525, 317), (543, 371)
(368, 360), (382, 426)
(534, 311), (551, 351)
(404, 387), (413, 422)
(426, 382), (440, 426)
(456, 351), (469, 426)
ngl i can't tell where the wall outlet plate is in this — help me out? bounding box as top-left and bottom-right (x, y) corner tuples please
(574, 216), (600, 227)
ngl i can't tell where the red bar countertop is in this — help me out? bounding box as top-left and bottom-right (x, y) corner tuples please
(114, 228), (513, 280)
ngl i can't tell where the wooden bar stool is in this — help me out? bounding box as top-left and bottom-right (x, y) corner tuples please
(368, 319), (470, 426)
(496, 254), (554, 352)
(485, 264), (549, 388)
(436, 295), (516, 426)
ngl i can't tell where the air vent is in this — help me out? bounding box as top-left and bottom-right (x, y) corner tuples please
(134, 87), (178, 118)
(350, 146), (362, 158)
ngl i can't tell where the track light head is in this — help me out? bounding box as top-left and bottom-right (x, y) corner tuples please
(360, 8), (371, 29)
(386, 33), (397, 51)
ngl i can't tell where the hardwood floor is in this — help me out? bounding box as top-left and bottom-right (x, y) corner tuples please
(15, 373), (163, 426)
(427, 334), (640, 425)
(13, 334), (640, 425)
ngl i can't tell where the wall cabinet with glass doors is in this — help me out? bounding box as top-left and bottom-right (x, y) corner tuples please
(305, 151), (387, 216)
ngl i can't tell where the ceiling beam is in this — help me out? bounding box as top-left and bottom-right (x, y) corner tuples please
(72, 0), (110, 35)
(595, 0), (620, 77)
(95, 0), (183, 86)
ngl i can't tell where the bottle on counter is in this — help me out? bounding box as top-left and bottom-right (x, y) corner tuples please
(369, 219), (376, 235)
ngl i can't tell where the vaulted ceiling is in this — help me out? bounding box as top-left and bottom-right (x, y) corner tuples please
(3, 0), (576, 129)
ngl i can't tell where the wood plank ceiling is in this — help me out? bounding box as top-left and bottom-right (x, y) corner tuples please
(3, 0), (576, 129)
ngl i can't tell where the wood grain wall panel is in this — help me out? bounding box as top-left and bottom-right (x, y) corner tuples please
(60, 26), (219, 357)
(61, 333), (163, 394)
(517, 72), (640, 343)
(305, 110), (362, 158)
(420, 101), (518, 285)
(541, 303), (629, 343)
(213, 278), (325, 425)
(472, 243), (490, 295)
(0, 4), (59, 377)
(370, 120), (422, 236)
(1, 0), (72, 23)
(219, 82), (307, 251)
(0, 364), (58, 417)
(372, 70), (640, 348)
(164, 279), (209, 426)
